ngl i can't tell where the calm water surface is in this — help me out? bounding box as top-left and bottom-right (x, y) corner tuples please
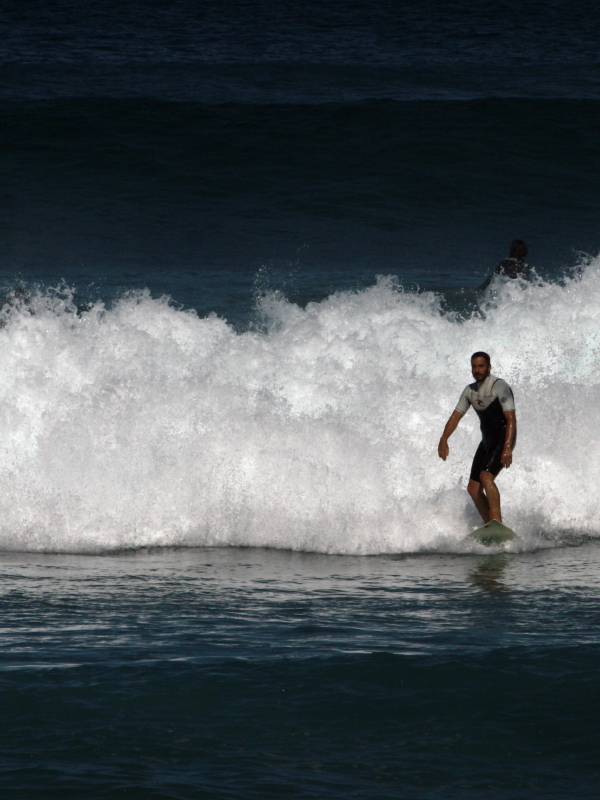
(1, 544), (599, 798)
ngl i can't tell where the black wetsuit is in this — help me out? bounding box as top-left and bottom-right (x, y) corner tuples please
(455, 374), (516, 482)
(478, 257), (530, 291)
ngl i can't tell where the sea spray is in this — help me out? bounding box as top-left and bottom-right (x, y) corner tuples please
(0, 263), (599, 554)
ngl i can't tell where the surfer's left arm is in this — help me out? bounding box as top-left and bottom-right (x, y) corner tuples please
(501, 410), (516, 468)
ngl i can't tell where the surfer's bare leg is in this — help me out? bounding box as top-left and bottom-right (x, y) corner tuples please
(467, 479), (491, 522)
(479, 470), (502, 522)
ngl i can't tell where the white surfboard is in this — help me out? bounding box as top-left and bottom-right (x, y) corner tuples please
(468, 519), (517, 545)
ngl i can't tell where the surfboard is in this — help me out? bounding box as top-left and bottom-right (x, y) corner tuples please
(467, 519), (517, 545)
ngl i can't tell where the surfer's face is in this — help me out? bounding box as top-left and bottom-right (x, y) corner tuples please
(471, 357), (491, 383)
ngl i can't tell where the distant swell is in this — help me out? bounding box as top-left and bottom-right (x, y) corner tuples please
(0, 261), (599, 554)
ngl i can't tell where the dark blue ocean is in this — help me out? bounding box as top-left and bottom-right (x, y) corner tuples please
(1, 1), (599, 797)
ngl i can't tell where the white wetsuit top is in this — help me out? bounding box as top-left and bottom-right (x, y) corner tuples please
(455, 374), (515, 441)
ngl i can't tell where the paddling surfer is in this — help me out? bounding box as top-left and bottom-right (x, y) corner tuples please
(438, 352), (516, 523)
(478, 239), (529, 291)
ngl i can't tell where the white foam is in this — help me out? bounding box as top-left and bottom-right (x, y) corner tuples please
(0, 262), (598, 554)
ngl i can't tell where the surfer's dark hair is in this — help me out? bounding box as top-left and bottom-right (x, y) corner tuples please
(471, 351), (491, 365)
(509, 239), (528, 259)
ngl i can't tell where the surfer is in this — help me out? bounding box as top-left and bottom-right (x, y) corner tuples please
(437, 352), (516, 524)
(478, 240), (529, 291)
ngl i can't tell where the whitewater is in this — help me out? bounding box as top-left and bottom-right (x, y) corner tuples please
(0, 259), (598, 555)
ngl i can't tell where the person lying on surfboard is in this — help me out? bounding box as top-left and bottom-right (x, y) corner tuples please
(477, 239), (530, 291)
(438, 352), (516, 524)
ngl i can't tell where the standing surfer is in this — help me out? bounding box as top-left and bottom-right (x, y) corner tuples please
(438, 352), (516, 524)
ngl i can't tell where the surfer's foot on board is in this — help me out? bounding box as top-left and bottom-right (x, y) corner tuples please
(467, 472), (502, 523)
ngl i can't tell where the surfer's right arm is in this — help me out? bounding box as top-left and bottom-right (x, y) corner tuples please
(439, 387), (470, 460)
(438, 410), (464, 461)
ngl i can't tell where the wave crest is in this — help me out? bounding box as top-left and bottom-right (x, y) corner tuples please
(0, 263), (598, 553)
